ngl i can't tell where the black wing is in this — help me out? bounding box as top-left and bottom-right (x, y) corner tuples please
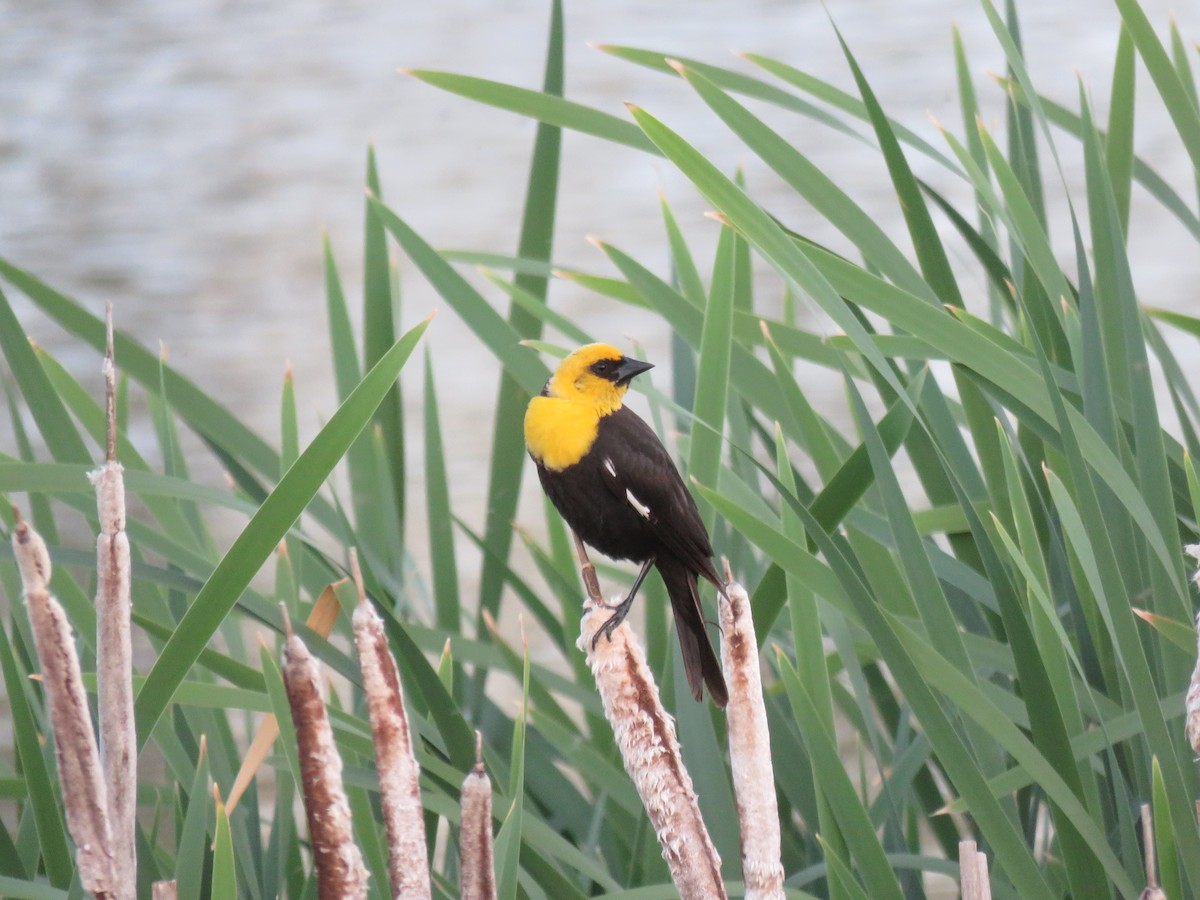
(591, 406), (722, 587)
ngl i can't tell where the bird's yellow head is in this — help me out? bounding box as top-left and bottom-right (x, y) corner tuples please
(525, 344), (655, 471)
(543, 343), (654, 415)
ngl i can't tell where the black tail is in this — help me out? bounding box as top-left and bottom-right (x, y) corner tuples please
(657, 555), (728, 707)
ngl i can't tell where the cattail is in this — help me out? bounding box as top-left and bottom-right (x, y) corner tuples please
(718, 574), (783, 900)
(227, 578), (343, 815)
(1139, 804), (1167, 899)
(281, 606), (369, 899)
(1187, 627), (1200, 754)
(13, 510), (115, 895)
(1185, 545), (1200, 753)
(579, 598), (726, 900)
(89, 306), (136, 899)
(959, 840), (991, 900)
(459, 732), (496, 900)
(350, 550), (431, 899)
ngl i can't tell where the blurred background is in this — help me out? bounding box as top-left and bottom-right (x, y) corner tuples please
(2, 0), (1196, 541)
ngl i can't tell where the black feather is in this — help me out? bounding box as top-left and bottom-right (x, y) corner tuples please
(535, 404), (728, 706)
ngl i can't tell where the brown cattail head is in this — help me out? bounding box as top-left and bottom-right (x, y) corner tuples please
(1180, 564), (1200, 753)
(459, 732), (496, 900)
(90, 308), (138, 900)
(351, 549), (431, 900)
(103, 302), (118, 462)
(959, 840), (992, 900)
(12, 506), (51, 586)
(579, 598), (726, 900)
(1185, 544), (1200, 753)
(719, 581), (783, 900)
(13, 512), (116, 894)
(1187, 620), (1200, 753)
(282, 621), (369, 899)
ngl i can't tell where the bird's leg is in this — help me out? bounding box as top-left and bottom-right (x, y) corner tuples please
(593, 557), (655, 648)
(572, 531), (603, 604)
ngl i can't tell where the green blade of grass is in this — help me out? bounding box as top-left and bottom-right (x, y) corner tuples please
(33, 346), (212, 562)
(477, 0), (564, 673)
(210, 791), (237, 899)
(1044, 470), (1200, 888)
(0, 285), (91, 464)
(0, 258), (281, 481)
(403, 70), (654, 154)
(659, 192), (707, 309)
(422, 350), (460, 633)
(625, 102), (909, 403)
(370, 200), (548, 396)
(1106, 26), (1137, 234)
(842, 369), (972, 672)
(686, 221), (736, 531)
(670, 60), (935, 304)
(778, 653), (904, 900)
(478, 270), (592, 346)
(493, 644), (529, 900)
(782, 506), (1055, 897)
(362, 148), (407, 565)
(689, 482), (842, 605)
(1002, 82), (1200, 240)
(347, 786), (389, 900)
(174, 742), (211, 900)
(0, 878), (69, 900)
(774, 429), (847, 890)
(972, 121), (1072, 361)
(589, 238), (804, 428)
(323, 233), (361, 401)
(1112, 0), (1200, 173)
(888, 614), (1135, 896)
(597, 44), (858, 136)
(833, 29), (961, 306)
(738, 52), (963, 174)
(816, 832), (873, 900)
(134, 316), (431, 746)
(1153, 756), (1183, 900)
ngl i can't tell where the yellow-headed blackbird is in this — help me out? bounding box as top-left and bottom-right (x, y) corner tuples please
(524, 343), (729, 707)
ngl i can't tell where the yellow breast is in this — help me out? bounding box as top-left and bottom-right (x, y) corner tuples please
(524, 396), (601, 472)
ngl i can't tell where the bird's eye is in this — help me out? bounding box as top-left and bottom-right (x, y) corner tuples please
(590, 359), (615, 376)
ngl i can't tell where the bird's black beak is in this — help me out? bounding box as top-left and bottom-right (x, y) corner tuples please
(615, 356), (654, 386)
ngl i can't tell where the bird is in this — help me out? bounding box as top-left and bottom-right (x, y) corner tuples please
(524, 342), (729, 707)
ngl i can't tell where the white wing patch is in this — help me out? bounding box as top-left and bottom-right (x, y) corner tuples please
(604, 454), (652, 519)
(626, 489), (652, 519)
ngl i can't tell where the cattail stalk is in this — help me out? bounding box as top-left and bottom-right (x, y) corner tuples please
(151, 882), (177, 899)
(13, 510), (115, 896)
(1139, 804), (1167, 899)
(459, 732), (496, 900)
(281, 606), (369, 899)
(350, 550), (431, 899)
(579, 596), (726, 899)
(959, 840), (991, 900)
(718, 573), (783, 900)
(1187, 622), (1200, 754)
(1185, 545), (1200, 753)
(90, 306), (137, 899)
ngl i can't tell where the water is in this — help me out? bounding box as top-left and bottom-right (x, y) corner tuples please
(2, 0), (1197, 539)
